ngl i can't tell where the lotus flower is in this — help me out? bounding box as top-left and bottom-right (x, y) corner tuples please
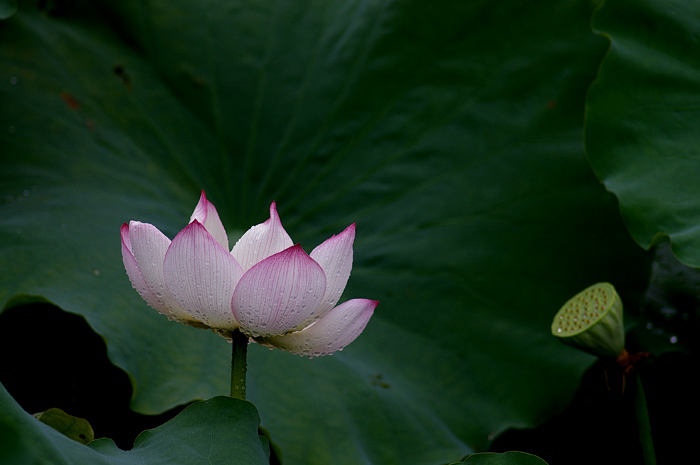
(121, 191), (377, 357)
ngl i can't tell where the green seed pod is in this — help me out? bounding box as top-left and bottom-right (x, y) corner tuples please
(551, 282), (625, 359)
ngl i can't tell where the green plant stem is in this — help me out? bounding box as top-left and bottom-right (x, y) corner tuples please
(230, 328), (248, 400)
(634, 374), (656, 465)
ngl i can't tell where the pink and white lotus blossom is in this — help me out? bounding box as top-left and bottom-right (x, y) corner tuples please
(121, 191), (377, 357)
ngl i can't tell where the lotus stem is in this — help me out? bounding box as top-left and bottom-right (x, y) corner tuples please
(230, 328), (248, 400)
(634, 374), (656, 465)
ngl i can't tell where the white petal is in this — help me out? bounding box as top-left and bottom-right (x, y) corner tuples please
(127, 221), (196, 323)
(189, 190), (229, 251)
(264, 299), (377, 357)
(232, 244), (326, 337)
(231, 202), (293, 272)
(163, 220), (243, 330)
(121, 223), (166, 314)
(306, 223), (355, 324)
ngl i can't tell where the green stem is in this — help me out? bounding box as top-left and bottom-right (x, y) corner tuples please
(230, 328), (248, 400)
(634, 374), (656, 465)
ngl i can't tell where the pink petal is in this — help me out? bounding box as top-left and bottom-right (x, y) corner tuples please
(189, 190), (229, 251)
(263, 299), (377, 357)
(163, 221), (244, 330)
(127, 221), (196, 323)
(304, 223), (355, 326)
(231, 202), (293, 272)
(232, 244), (326, 337)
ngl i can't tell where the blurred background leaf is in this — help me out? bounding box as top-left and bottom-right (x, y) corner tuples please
(455, 451), (548, 465)
(34, 408), (95, 444)
(1, 0), (654, 464)
(0, 0), (17, 20)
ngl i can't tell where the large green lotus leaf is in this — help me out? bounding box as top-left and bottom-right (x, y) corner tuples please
(585, 0), (700, 266)
(0, 1), (650, 464)
(0, 384), (270, 465)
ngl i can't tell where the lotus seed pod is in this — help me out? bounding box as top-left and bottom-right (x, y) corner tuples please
(551, 282), (625, 359)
